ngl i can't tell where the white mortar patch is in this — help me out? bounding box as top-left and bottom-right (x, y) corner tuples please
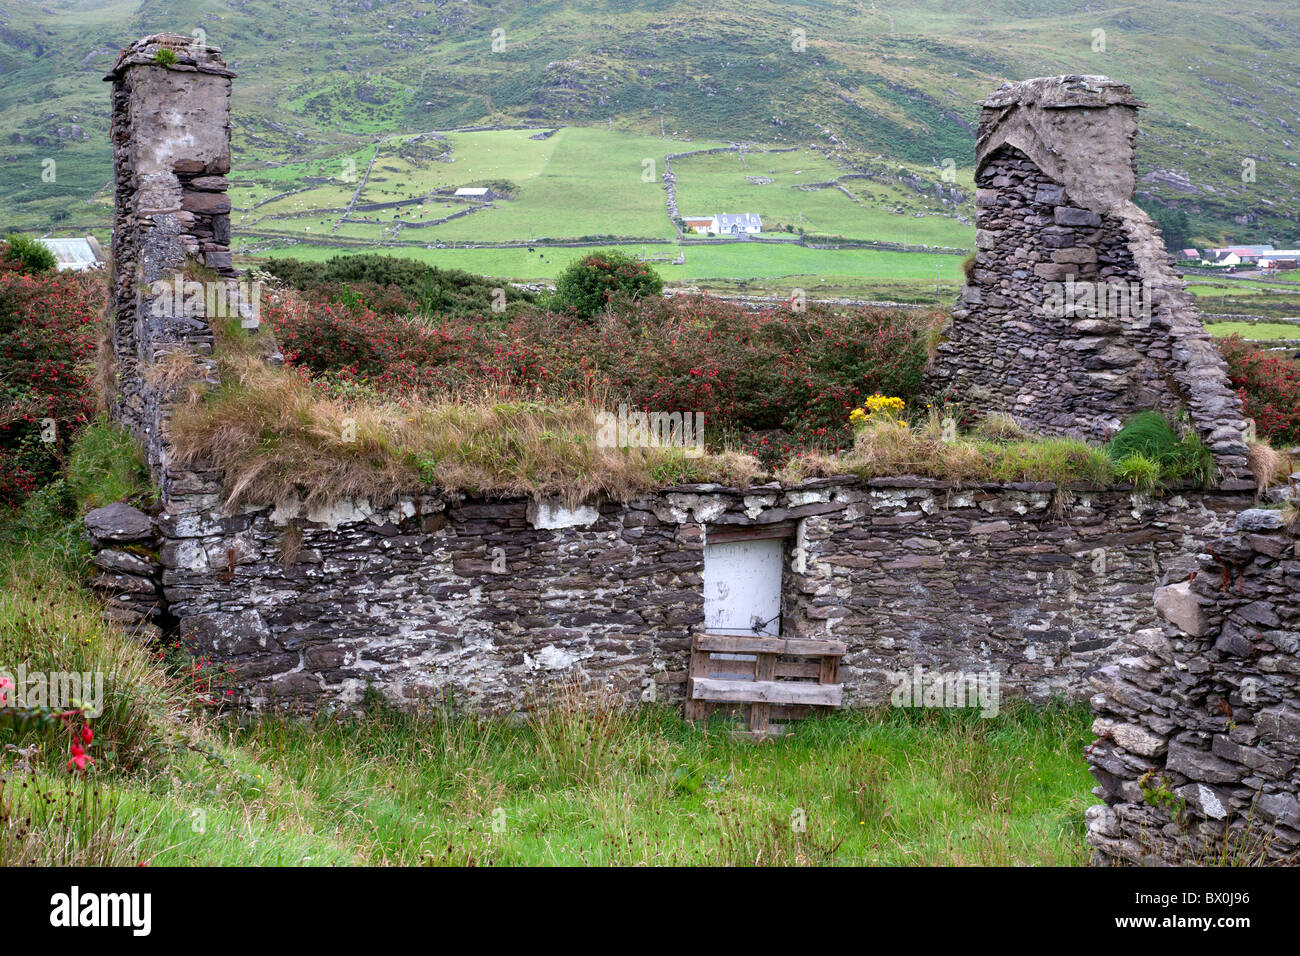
(307, 498), (373, 529)
(786, 490), (830, 506)
(528, 645), (581, 671)
(528, 499), (600, 529)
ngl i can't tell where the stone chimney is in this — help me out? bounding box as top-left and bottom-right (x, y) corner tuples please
(927, 75), (1253, 487)
(104, 34), (237, 489)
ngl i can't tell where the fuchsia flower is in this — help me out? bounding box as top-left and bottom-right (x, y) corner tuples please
(67, 741), (94, 774)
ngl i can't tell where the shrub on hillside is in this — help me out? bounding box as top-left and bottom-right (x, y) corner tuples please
(2, 235), (57, 274)
(261, 254), (535, 317)
(1217, 335), (1300, 445)
(552, 251), (663, 318)
(0, 269), (102, 507)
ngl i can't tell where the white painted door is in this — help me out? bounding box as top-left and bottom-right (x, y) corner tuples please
(703, 538), (783, 636)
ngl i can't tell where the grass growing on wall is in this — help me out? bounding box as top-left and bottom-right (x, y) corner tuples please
(169, 342), (762, 509)
(1104, 411), (1215, 494)
(783, 412), (1117, 487)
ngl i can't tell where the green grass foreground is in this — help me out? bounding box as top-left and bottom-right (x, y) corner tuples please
(4, 684), (1099, 866)
(0, 537), (1096, 867)
(1, 421), (1096, 867)
(220, 699), (1096, 866)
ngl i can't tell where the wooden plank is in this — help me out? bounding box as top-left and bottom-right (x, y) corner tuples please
(819, 654), (840, 685)
(706, 651), (757, 681)
(692, 678), (842, 707)
(705, 520), (799, 544)
(695, 634), (846, 657)
(749, 652), (777, 733)
(708, 662), (758, 680)
(774, 659), (822, 679)
(685, 645), (711, 721)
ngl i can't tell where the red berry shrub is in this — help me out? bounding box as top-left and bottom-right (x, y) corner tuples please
(267, 290), (941, 463)
(0, 258), (103, 507)
(1217, 335), (1300, 445)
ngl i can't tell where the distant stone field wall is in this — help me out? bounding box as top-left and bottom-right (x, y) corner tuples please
(926, 76), (1253, 487)
(1087, 509), (1300, 864)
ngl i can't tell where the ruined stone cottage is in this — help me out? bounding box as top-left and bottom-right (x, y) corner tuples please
(86, 38), (1297, 862)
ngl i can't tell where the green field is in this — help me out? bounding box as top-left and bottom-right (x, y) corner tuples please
(229, 124), (973, 260)
(234, 127), (975, 296)
(248, 239), (966, 296)
(673, 148), (973, 247)
(1206, 321), (1300, 340)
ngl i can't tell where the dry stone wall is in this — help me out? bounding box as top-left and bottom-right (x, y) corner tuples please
(86, 480), (1251, 713)
(1086, 508), (1300, 864)
(927, 76), (1252, 486)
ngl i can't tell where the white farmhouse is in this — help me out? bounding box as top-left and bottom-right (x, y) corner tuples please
(714, 213), (762, 235)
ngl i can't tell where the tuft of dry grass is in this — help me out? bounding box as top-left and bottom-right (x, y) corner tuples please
(974, 412), (1034, 444)
(1247, 440), (1290, 491)
(793, 413), (1116, 487)
(170, 350), (762, 510)
(773, 450), (841, 484)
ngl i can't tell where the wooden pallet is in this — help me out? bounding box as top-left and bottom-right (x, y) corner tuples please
(685, 633), (845, 739)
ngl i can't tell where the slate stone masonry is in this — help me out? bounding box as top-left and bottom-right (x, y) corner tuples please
(1086, 509), (1300, 864)
(105, 34), (236, 492)
(86, 480), (1252, 713)
(927, 76), (1253, 486)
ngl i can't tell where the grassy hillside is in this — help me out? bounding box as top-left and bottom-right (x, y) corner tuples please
(1, 0), (1297, 256)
